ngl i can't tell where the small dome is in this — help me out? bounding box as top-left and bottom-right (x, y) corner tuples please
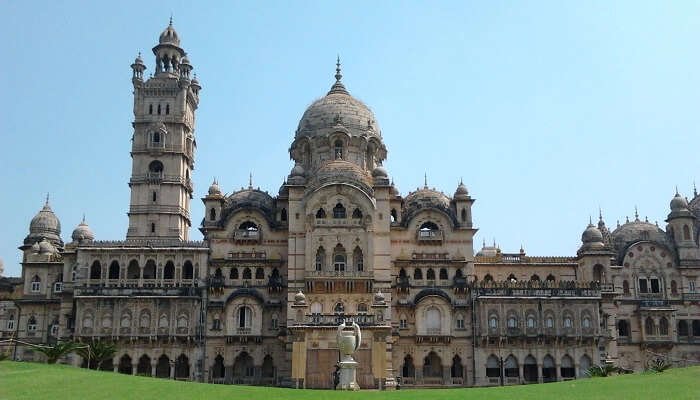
(390, 181), (400, 196)
(372, 166), (388, 178)
(134, 53), (144, 65)
(581, 223), (604, 244)
(38, 238), (55, 255)
(290, 164), (305, 177)
(25, 198), (62, 247)
(71, 217), (94, 242)
(159, 21), (180, 46)
(670, 192), (688, 211)
(180, 55), (190, 65)
(278, 182), (289, 197)
(208, 180), (222, 196)
(294, 290), (306, 305)
(454, 180), (469, 196)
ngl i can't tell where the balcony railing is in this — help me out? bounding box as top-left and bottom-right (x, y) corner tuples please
(600, 283), (615, 292)
(682, 292), (700, 301)
(234, 229), (260, 243)
(297, 313), (377, 327)
(306, 270), (372, 278)
(417, 230), (443, 242)
(639, 299), (671, 309)
(473, 287), (600, 298)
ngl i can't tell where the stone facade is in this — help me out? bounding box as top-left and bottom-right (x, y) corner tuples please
(2, 22), (699, 390)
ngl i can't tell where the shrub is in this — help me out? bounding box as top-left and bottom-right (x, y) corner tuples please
(586, 364), (621, 377)
(647, 358), (671, 373)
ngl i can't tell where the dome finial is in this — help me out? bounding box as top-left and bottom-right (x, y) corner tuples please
(598, 206), (603, 221)
(634, 206), (639, 221)
(424, 173), (428, 189)
(249, 172), (253, 189)
(169, 13), (173, 26)
(589, 215), (593, 226)
(82, 213), (86, 223)
(45, 192), (50, 206)
(335, 55), (342, 82)
(676, 185), (679, 196)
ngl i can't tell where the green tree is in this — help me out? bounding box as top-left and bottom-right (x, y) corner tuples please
(76, 340), (117, 370)
(32, 342), (80, 364)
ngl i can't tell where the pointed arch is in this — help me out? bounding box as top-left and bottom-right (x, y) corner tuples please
(108, 261), (120, 280)
(164, 261), (175, 280)
(315, 247), (326, 271)
(333, 203), (346, 219)
(333, 244), (346, 272)
(353, 247), (364, 272)
(90, 261), (102, 280)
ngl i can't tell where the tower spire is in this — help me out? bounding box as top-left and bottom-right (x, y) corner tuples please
(694, 181), (698, 197)
(634, 206), (639, 221)
(424, 173), (428, 189)
(249, 173), (253, 189)
(335, 55), (342, 82)
(45, 192), (50, 206)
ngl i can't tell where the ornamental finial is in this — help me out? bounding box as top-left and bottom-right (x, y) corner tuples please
(335, 55), (342, 82)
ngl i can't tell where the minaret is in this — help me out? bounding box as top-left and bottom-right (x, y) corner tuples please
(126, 20), (201, 241)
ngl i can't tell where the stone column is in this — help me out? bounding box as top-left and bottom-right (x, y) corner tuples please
(518, 364), (524, 384)
(538, 363), (543, 383)
(415, 367), (424, 385)
(151, 362), (157, 377)
(132, 363), (138, 375)
(442, 365), (451, 385)
(113, 365), (118, 373)
(170, 363), (175, 379)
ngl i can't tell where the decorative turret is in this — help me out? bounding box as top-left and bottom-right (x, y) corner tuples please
(130, 52), (146, 82)
(71, 215), (95, 243)
(23, 194), (63, 248)
(666, 189), (697, 252)
(452, 178), (474, 228)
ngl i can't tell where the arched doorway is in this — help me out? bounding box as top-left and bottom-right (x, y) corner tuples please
(233, 352), (254, 384)
(542, 355), (556, 382)
(175, 354), (190, 380)
(118, 355), (132, 374)
(156, 355), (170, 378)
(523, 355), (538, 383)
(212, 355), (225, 383)
(261, 355), (275, 385)
(137, 354), (151, 376)
(579, 355), (592, 378)
(561, 355), (575, 378)
(451, 355), (463, 383)
(423, 351), (442, 383)
(402, 355), (415, 384)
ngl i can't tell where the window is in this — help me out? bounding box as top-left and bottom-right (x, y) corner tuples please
(583, 316), (591, 329)
(242, 267), (252, 280)
(659, 317), (669, 336)
(255, 267), (264, 279)
(238, 307), (252, 329)
(230, 268), (238, 279)
(354, 247), (363, 272)
(694, 320), (700, 336)
(108, 261), (120, 280)
(678, 320), (688, 337)
(157, 104), (161, 114)
(50, 324), (59, 337)
(418, 222), (439, 238)
(504, 355), (518, 378)
(545, 316), (554, 328)
(439, 268), (448, 280)
(333, 303), (345, 314)
(461, 208), (467, 222)
(27, 317), (37, 332)
(182, 261), (194, 280)
(617, 320), (630, 337)
(546, 274), (555, 281)
(357, 303), (368, 314)
(7, 315), (15, 330)
(650, 278), (660, 293)
(148, 160), (164, 175)
(315, 247), (326, 271)
(639, 279), (648, 293)
(334, 140), (343, 160)
(507, 274), (517, 282)
(413, 268), (423, 280)
(165, 104), (170, 115)
(31, 275), (41, 293)
(690, 281), (697, 293)
(271, 313), (279, 330)
(391, 209), (397, 222)
(90, 261), (102, 280)
(671, 280), (678, 295)
(53, 282), (63, 293)
(316, 208), (326, 219)
(333, 244), (346, 272)
(484, 274), (493, 282)
(426, 307), (441, 332)
(560, 355), (575, 378)
(486, 355), (500, 378)
(426, 268), (435, 280)
(352, 208), (362, 219)
(333, 203), (346, 219)
(531, 274), (540, 281)
(507, 316), (517, 328)
(280, 208), (287, 222)
(152, 131), (161, 143)
(683, 224), (691, 240)
(527, 316), (536, 328)
(209, 208), (216, 221)
(623, 280), (630, 294)
(151, 223), (156, 233)
(399, 315), (407, 329)
(456, 314), (465, 329)
(563, 315), (572, 328)
(149, 104), (153, 114)
(645, 317), (655, 335)
(489, 316), (498, 329)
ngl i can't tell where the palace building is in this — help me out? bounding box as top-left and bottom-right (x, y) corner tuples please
(1, 22), (699, 389)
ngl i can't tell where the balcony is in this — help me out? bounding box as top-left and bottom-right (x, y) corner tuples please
(682, 292), (700, 301)
(473, 287), (601, 298)
(296, 313), (378, 327)
(639, 299), (673, 310)
(600, 283), (615, 293)
(306, 270), (372, 279)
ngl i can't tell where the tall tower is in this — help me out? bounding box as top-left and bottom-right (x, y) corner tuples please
(127, 20), (202, 241)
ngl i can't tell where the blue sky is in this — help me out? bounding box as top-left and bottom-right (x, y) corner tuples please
(1, 1), (698, 277)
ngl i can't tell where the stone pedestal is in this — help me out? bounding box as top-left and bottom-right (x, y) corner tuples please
(337, 360), (360, 391)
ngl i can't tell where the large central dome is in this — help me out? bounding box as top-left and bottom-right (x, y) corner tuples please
(295, 60), (380, 139)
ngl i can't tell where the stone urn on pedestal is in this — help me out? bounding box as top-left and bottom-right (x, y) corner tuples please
(336, 321), (361, 390)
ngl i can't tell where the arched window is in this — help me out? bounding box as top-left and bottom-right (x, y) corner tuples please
(149, 104), (153, 114)
(671, 280), (678, 295)
(418, 221), (439, 238)
(426, 307), (441, 332)
(157, 104), (161, 115)
(530, 274), (540, 281)
(143, 259), (156, 279)
(151, 222), (156, 233)
(623, 280), (630, 294)
(486, 355), (500, 378)
(148, 160), (164, 175)
(118, 355), (133, 374)
(507, 315), (518, 328)
(90, 261), (102, 280)
(546, 274), (555, 281)
(582, 315), (591, 329)
(402, 355), (415, 378)
(527, 315), (536, 328)
(484, 274), (493, 282)
(439, 268), (448, 280)
(163, 261), (175, 280)
(333, 302), (345, 314)
(545, 315), (554, 328)
(563, 314), (573, 328)
(423, 351), (442, 378)
(212, 355), (225, 380)
(413, 268), (423, 280)
(333, 244), (346, 272)
(617, 320), (629, 337)
(165, 104), (170, 115)
(230, 267), (238, 279)
(280, 208), (287, 222)
(507, 274), (517, 282)
(560, 355), (575, 378)
(461, 208), (467, 222)
(316, 208), (326, 219)
(233, 352), (254, 378)
(451, 355), (463, 378)
(683, 224), (691, 240)
(182, 261), (194, 280)
(152, 131), (161, 144)
(524, 355), (538, 383)
(152, 191), (157, 202)
(399, 314), (407, 329)
(107, 261), (120, 280)
(238, 306), (252, 329)
(391, 209), (397, 223)
(262, 355), (275, 378)
(426, 268), (436, 280)
(353, 247), (363, 272)
(310, 302), (322, 315)
(489, 315), (498, 329)
(504, 355), (519, 378)
(352, 208), (362, 219)
(399, 268), (407, 278)
(6, 314), (15, 331)
(255, 267), (264, 279)
(593, 264), (604, 282)
(27, 316), (37, 332)
(333, 203), (346, 219)
(242, 267), (252, 280)
(30, 275), (41, 293)
(455, 313), (465, 329)
(334, 140), (343, 160)
(645, 317), (655, 335)
(127, 260), (140, 279)
(678, 320), (688, 336)
(156, 355), (170, 378)
(214, 268), (223, 278)
(659, 317), (669, 335)
(357, 303), (368, 314)
(175, 354), (189, 379)
(209, 208), (216, 221)
(314, 247), (326, 271)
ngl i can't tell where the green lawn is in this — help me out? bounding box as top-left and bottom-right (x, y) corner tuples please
(1, 361), (699, 400)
